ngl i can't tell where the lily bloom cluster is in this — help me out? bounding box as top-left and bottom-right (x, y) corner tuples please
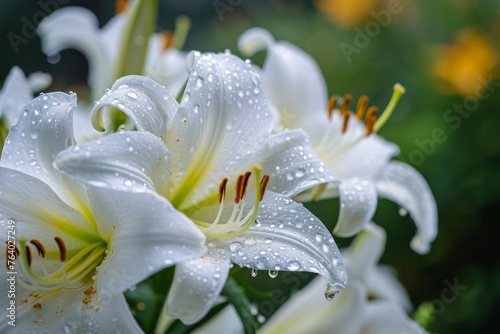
(0, 5), (436, 334)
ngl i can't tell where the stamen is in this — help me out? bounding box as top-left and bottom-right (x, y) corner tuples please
(260, 174), (270, 201)
(365, 106), (378, 136)
(356, 95), (369, 120)
(218, 178), (228, 203)
(30, 240), (46, 258)
(341, 113), (350, 134)
(373, 83), (406, 133)
(234, 174), (244, 204)
(327, 96), (337, 120)
(26, 245), (32, 267)
(115, 0), (128, 14)
(54, 237), (67, 262)
(240, 172), (252, 200)
(339, 94), (352, 115)
(162, 31), (174, 51)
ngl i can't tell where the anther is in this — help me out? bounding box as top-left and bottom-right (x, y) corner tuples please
(339, 94), (352, 115)
(115, 0), (128, 14)
(356, 96), (369, 120)
(327, 96), (337, 120)
(218, 178), (228, 204)
(30, 240), (46, 258)
(54, 237), (67, 262)
(365, 106), (378, 136)
(26, 245), (32, 267)
(341, 113), (350, 134)
(240, 172), (252, 200)
(162, 31), (174, 51)
(260, 175), (270, 201)
(234, 174), (244, 204)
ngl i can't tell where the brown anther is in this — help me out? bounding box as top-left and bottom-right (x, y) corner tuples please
(30, 240), (46, 258)
(54, 237), (67, 262)
(234, 174), (244, 204)
(26, 245), (32, 267)
(115, 0), (128, 14)
(341, 112), (350, 134)
(365, 106), (378, 136)
(356, 95), (369, 120)
(260, 175), (270, 201)
(162, 31), (175, 51)
(339, 94), (352, 115)
(218, 178), (228, 204)
(240, 172), (252, 200)
(327, 96), (337, 120)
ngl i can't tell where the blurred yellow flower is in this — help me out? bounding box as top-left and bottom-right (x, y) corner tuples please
(432, 28), (498, 96)
(315, 0), (376, 27)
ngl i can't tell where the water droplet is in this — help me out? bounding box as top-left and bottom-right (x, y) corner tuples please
(229, 241), (242, 251)
(268, 270), (278, 278)
(324, 283), (338, 301)
(126, 91), (138, 99)
(398, 207), (408, 216)
(196, 77), (204, 88)
(194, 104), (200, 114)
(286, 261), (301, 271)
(124, 180), (133, 187)
(251, 268), (258, 277)
(128, 285), (136, 292)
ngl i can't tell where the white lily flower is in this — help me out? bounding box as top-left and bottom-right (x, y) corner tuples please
(37, 4), (189, 101)
(0, 92), (205, 332)
(258, 223), (428, 334)
(55, 52), (348, 324)
(238, 28), (437, 254)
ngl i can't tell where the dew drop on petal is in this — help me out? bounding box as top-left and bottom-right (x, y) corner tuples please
(324, 283), (338, 301)
(399, 207), (408, 216)
(126, 91), (138, 99)
(251, 268), (258, 277)
(268, 270), (278, 278)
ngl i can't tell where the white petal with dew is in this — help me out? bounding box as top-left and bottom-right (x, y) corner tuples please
(55, 131), (170, 195)
(375, 161), (437, 254)
(334, 178), (377, 237)
(92, 75), (177, 139)
(0, 92), (87, 209)
(209, 192), (347, 289)
(166, 52), (273, 206)
(262, 129), (337, 198)
(87, 186), (205, 296)
(165, 257), (231, 325)
(238, 28), (328, 127)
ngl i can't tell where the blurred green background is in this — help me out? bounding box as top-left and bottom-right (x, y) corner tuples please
(1, 0), (500, 333)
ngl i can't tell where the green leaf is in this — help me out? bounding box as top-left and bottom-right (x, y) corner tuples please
(222, 276), (259, 334)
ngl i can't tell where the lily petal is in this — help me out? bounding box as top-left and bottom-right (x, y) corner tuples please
(238, 28), (328, 127)
(334, 178), (377, 237)
(343, 223), (385, 283)
(55, 131), (170, 195)
(0, 66), (32, 125)
(260, 277), (365, 334)
(263, 129), (337, 198)
(38, 7), (119, 100)
(0, 282), (142, 333)
(86, 186), (206, 297)
(0, 92), (87, 208)
(165, 257), (231, 325)
(209, 192), (347, 289)
(166, 52), (273, 203)
(91, 75), (177, 139)
(0, 167), (94, 240)
(375, 161), (437, 254)
(191, 305), (243, 334)
(363, 300), (428, 334)
(368, 265), (412, 311)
